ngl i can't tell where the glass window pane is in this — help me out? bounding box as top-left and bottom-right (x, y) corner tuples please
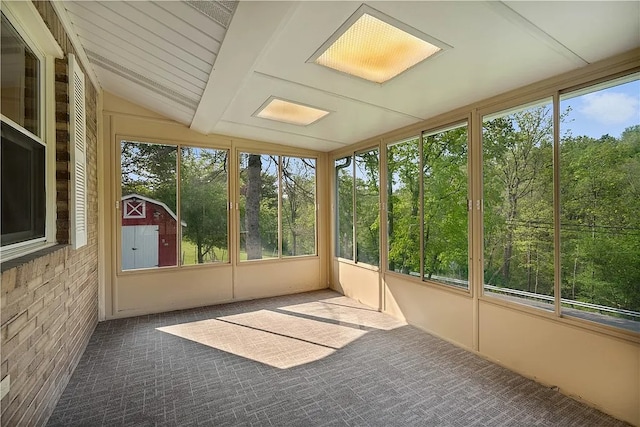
(121, 141), (178, 270)
(282, 157), (316, 257)
(335, 156), (353, 260)
(423, 125), (469, 289)
(1, 13), (40, 137)
(1, 122), (45, 246)
(239, 153), (278, 260)
(560, 77), (640, 332)
(387, 137), (420, 276)
(355, 149), (379, 266)
(180, 147), (228, 265)
(483, 100), (555, 309)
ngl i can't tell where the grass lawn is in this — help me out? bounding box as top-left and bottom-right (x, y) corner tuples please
(181, 240), (229, 265)
(181, 240), (278, 264)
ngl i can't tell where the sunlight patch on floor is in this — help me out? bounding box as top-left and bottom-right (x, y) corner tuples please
(156, 306), (371, 369)
(279, 296), (407, 331)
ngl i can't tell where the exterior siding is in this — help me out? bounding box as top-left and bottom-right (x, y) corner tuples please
(0, 1), (99, 425)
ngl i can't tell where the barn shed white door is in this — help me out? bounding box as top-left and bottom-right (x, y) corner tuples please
(122, 225), (159, 270)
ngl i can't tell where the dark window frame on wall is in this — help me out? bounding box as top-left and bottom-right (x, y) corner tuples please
(0, 7), (63, 264)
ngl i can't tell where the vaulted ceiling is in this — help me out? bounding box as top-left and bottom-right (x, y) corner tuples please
(60, 1), (640, 152)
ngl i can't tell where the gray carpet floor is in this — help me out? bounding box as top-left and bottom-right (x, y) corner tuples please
(47, 290), (629, 426)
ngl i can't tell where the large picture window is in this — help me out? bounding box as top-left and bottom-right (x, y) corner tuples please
(239, 152), (317, 261)
(282, 157), (316, 257)
(355, 149), (379, 266)
(334, 148), (379, 266)
(482, 100), (555, 308)
(120, 140), (229, 271)
(481, 81), (639, 332)
(422, 125), (468, 288)
(387, 137), (420, 276)
(335, 156), (353, 260)
(559, 76), (639, 331)
(385, 124), (469, 289)
(180, 147), (228, 265)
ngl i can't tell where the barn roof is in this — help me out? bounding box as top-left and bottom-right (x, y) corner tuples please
(122, 194), (187, 227)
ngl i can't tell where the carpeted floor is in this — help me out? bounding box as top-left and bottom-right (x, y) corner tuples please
(47, 290), (629, 426)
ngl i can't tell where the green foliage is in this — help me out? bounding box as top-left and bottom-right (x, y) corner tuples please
(121, 142), (229, 266)
(387, 138), (420, 274)
(282, 157), (316, 256)
(355, 149), (380, 266)
(482, 103), (639, 316)
(483, 105), (555, 295)
(559, 126), (640, 313)
(336, 157), (354, 260)
(239, 154), (317, 259)
(423, 127), (468, 285)
(121, 141), (177, 211)
(180, 147), (228, 264)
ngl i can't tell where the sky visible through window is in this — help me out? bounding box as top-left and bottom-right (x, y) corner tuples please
(561, 79), (639, 139)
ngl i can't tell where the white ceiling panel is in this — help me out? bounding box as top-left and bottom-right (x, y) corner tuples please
(504, 1), (640, 64)
(218, 73), (419, 148)
(251, 1), (585, 120)
(60, 1), (639, 152)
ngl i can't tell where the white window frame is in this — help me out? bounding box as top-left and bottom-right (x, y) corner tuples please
(0, 1), (63, 262)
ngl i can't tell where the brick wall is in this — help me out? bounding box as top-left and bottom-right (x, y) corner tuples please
(1, 1), (99, 425)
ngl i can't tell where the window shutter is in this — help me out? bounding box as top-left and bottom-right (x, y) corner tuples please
(69, 54), (87, 249)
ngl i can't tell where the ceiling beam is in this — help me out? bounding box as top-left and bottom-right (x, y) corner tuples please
(190, 1), (299, 134)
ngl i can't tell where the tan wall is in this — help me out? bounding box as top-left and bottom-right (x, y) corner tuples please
(479, 300), (639, 424)
(331, 261), (381, 310)
(1, 2), (100, 425)
(384, 273), (474, 350)
(102, 93), (329, 319)
(328, 49), (640, 426)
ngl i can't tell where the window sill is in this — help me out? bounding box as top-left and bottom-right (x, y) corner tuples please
(1, 243), (67, 273)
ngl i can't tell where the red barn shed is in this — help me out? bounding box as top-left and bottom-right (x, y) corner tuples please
(121, 194), (185, 270)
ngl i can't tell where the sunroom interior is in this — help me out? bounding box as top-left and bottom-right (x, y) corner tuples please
(1, 1), (639, 426)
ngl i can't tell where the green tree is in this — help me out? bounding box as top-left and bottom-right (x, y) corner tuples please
(387, 138), (420, 274)
(121, 141), (177, 211)
(180, 147), (228, 264)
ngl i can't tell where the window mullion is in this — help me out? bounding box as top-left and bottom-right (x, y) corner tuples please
(278, 155), (283, 258)
(352, 154), (357, 262)
(552, 92), (561, 317)
(176, 145), (182, 267)
(419, 131), (425, 281)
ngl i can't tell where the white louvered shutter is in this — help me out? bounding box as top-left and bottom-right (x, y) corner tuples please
(69, 54), (87, 249)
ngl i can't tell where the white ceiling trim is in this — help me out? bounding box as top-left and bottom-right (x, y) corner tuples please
(220, 118), (347, 146)
(3, 1), (64, 58)
(487, 1), (588, 67)
(217, 120), (347, 152)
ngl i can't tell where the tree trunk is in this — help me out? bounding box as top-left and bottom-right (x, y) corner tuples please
(502, 193), (517, 284)
(197, 237), (204, 264)
(246, 154), (262, 259)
